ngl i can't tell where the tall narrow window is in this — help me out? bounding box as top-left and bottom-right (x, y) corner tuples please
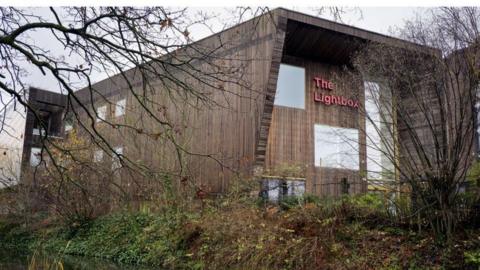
(64, 122), (73, 132)
(64, 115), (73, 133)
(364, 81), (394, 181)
(112, 146), (123, 170)
(274, 64), (305, 109)
(30, 147), (41, 166)
(314, 124), (359, 170)
(96, 105), (107, 123)
(33, 112), (50, 136)
(475, 84), (480, 158)
(115, 98), (126, 117)
(94, 149), (104, 163)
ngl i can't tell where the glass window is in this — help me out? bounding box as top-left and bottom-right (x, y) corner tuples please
(64, 116), (73, 132)
(112, 146), (123, 170)
(114, 99), (126, 117)
(96, 105), (107, 123)
(274, 64), (305, 109)
(64, 123), (73, 132)
(32, 128), (44, 136)
(33, 112), (50, 136)
(364, 81), (394, 181)
(475, 84), (480, 157)
(30, 147), (41, 167)
(93, 149), (103, 162)
(314, 124), (359, 170)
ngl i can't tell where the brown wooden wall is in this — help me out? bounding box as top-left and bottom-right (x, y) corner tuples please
(265, 55), (367, 197)
(64, 8), (436, 199)
(69, 11), (283, 195)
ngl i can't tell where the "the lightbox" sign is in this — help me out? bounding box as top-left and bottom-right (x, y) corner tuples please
(312, 77), (359, 108)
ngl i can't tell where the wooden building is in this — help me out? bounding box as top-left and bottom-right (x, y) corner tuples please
(20, 8), (437, 199)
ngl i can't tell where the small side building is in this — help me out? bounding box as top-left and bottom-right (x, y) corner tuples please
(20, 87), (66, 182)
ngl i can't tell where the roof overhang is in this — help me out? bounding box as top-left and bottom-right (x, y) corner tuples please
(276, 8), (439, 66)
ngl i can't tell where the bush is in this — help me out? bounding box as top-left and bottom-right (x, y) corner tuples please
(465, 249), (480, 267)
(2, 191), (478, 269)
(0, 220), (35, 252)
(36, 210), (202, 269)
(348, 193), (385, 210)
(278, 194), (321, 210)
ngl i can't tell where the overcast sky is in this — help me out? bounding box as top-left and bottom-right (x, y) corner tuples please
(12, 7), (427, 93)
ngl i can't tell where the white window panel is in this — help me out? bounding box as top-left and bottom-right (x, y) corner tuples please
(65, 123), (73, 132)
(112, 146), (123, 170)
(93, 149), (103, 162)
(64, 114), (74, 132)
(475, 101), (480, 110)
(114, 99), (126, 117)
(96, 105), (107, 123)
(32, 128), (46, 136)
(365, 81), (382, 179)
(30, 147), (42, 167)
(364, 81), (394, 181)
(314, 124), (359, 170)
(274, 64), (305, 109)
(476, 83), (480, 156)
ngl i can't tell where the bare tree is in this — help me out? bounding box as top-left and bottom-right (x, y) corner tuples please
(0, 7), (263, 218)
(0, 7), (358, 223)
(349, 7), (480, 238)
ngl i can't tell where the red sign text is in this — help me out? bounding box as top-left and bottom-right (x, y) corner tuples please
(312, 77), (358, 109)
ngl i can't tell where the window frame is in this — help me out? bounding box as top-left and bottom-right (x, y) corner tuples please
(64, 115), (73, 133)
(114, 98), (126, 117)
(112, 146), (123, 170)
(474, 83), (480, 158)
(96, 105), (107, 123)
(93, 149), (104, 163)
(273, 63), (306, 109)
(364, 80), (394, 181)
(30, 147), (42, 167)
(313, 124), (360, 170)
(64, 122), (73, 132)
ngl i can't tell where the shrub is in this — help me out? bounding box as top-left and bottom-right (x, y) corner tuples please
(465, 249), (480, 267)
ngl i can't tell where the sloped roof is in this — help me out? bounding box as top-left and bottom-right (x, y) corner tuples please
(274, 8), (438, 64)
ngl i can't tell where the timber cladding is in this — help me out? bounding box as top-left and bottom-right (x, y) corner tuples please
(67, 10), (282, 195)
(33, 8), (435, 198)
(265, 55), (367, 197)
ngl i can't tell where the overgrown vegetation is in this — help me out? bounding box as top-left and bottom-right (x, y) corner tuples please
(1, 191), (479, 269)
(349, 7), (480, 239)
